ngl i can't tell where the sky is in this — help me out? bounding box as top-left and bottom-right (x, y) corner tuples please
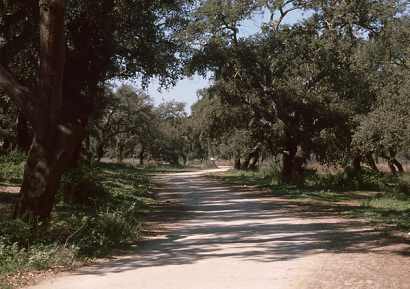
(147, 74), (211, 115)
(146, 7), (312, 115)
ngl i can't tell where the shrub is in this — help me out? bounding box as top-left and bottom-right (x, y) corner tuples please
(319, 167), (388, 191)
(202, 162), (218, 169)
(396, 176), (410, 197)
(0, 149), (27, 182)
(258, 160), (282, 183)
(57, 163), (109, 206)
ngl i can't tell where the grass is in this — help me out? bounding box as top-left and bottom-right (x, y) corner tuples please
(0, 155), (192, 289)
(207, 166), (410, 237)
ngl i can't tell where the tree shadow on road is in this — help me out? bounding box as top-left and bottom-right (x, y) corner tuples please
(71, 174), (410, 276)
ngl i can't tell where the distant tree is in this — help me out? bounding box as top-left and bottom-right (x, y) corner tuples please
(352, 16), (410, 174)
(150, 101), (190, 164)
(183, 0), (405, 180)
(90, 84), (155, 163)
(191, 87), (271, 169)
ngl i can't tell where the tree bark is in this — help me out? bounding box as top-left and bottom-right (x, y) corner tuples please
(281, 137), (297, 183)
(13, 123), (84, 219)
(365, 152), (378, 172)
(0, 1), (85, 219)
(117, 140), (124, 163)
(95, 141), (105, 161)
(293, 149), (306, 174)
(139, 145), (145, 165)
(353, 153), (362, 172)
(15, 111), (30, 152)
(234, 154), (241, 170)
(2, 137), (11, 150)
(243, 151), (259, 170)
(381, 149), (404, 175)
(249, 152), (259, 171)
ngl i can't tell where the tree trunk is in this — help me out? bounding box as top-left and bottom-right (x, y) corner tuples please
(234, 154), (241, 170)
(242, 155), (251, 170)
(281, 137), (297, 183)
(181, 154), (187, 166)
(15, 111), (30, 151)
(243, 151), (259, 170)
(95, 141), (104, 162)
(117, 140), (124, 163)
(293, 149), (306, 174)
(249, 152), (259, 171)
(78, 118), (92, 163)
(2, 137), (11, 150)
(139, 146), (145, 165)
(13, 124), (84, 219)
(0, 1), (85, 219)
(387, 149), (403, 175)
(353, 153), (362, 172)
(365, 152), (378, 172)
(380, 149), (403, 175)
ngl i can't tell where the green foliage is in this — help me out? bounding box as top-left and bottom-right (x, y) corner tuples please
(57, 163), (108, 206)
(258, 159), (282, 183)
(0, 162), (159, 286)
(202, 162), (218, 169)
(0, 149), (27, 183)
(396, 175), (410, 197)
(320, 167), (388, 191)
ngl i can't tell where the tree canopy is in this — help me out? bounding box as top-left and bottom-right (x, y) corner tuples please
(0, 0), (409, 218)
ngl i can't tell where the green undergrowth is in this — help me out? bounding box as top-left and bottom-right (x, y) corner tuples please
(0, 160), (192, 288)
(208, 167), (410, 236)
(0, 149), (26, 186)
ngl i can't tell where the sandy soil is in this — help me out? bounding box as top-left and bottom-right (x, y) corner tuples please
(23, 168), (410, 289)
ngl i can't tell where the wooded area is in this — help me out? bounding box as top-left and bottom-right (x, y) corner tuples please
(0, 0), (409, 219)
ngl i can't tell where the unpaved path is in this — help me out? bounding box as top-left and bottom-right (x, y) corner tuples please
(26, 168), (410, 288)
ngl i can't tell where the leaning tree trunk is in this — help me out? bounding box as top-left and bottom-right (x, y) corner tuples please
(0, 1), (85, 219)
(13, 124), (84, 219)
(381, 149), (404, 175)
(365, 152), (378, 172)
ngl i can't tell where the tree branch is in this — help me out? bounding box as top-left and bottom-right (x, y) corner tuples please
(0, 59), (35, 122)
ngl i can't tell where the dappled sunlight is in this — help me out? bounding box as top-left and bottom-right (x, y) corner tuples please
(69, 171), (409, 278)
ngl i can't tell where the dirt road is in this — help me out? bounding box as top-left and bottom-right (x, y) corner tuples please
(26, 168), (410, 288)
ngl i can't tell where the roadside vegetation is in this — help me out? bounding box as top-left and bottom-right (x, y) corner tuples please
(0, 150), (192, 289)
(208, 161), (410, 237)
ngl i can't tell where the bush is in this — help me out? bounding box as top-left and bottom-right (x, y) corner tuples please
(258, 160), (282, 183)
(0, 149), (27, 182)
(1, 162), (156, 288)
(319, 167), (388, 191)
(202, 162), (218, 169)
(57, 162), (109, 206)
(396, 176), (410, 197)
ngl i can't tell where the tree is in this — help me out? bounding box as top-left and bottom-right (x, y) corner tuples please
(0, 1), (85, 219)
(0, 0), (191, 219)
(150, 100), (190, 164)
(183, 0), (405, 181)
(90, 84), (155, 163)
(191, 86), (272, 169)
(352, 16), (410, 174)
